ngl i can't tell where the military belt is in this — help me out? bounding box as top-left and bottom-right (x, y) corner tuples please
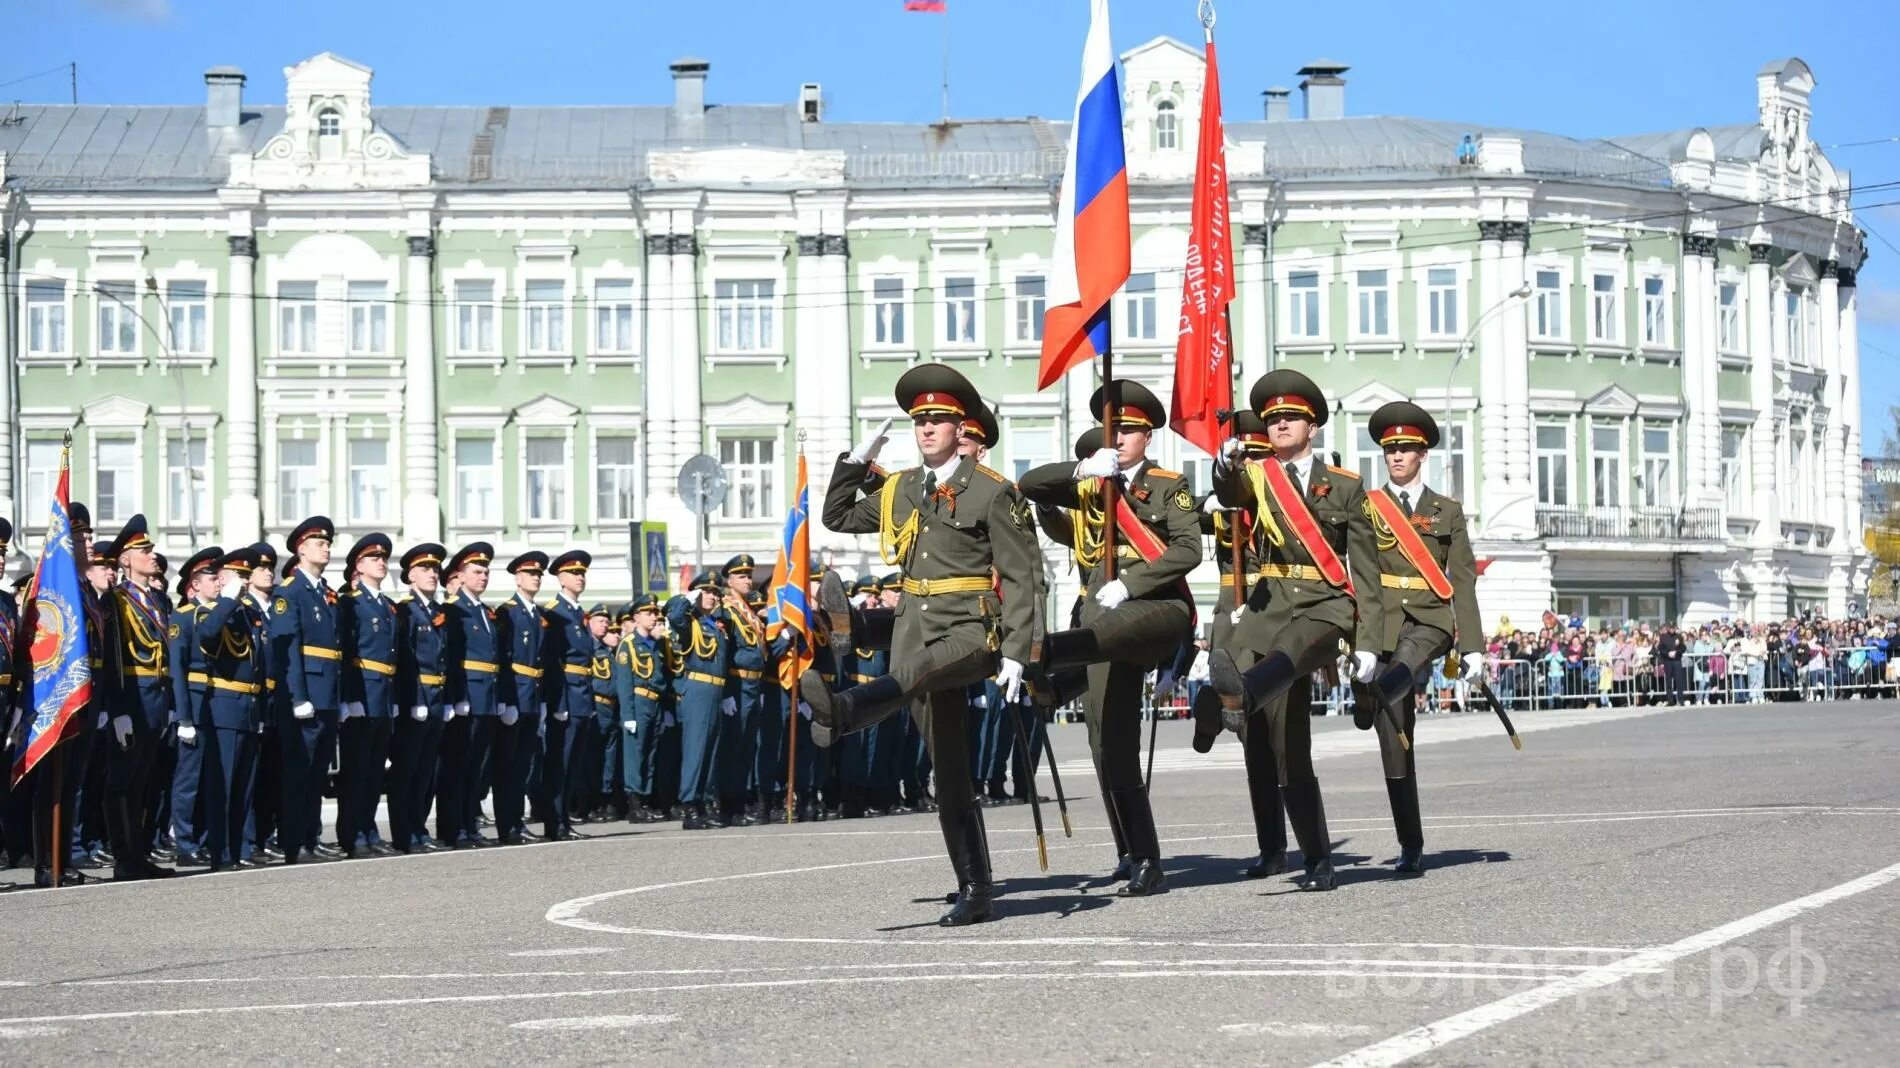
(186, 671), (262, 696)
(352, 657), (396, 676)
(850, 673), (879, 684)
(593, 694), (614, 706)
(1219, 573), (1235, 588)
(732, 668), (763, 681)
(1380, 573), (1435, 591)
(1257, 563), (1325, 582)
(634, 686), (663, 701)
(563, 663), (591, 676)
(0, 672), (11, 686)
(417, 673), (445, 687)
(125, 665), (166, 679)
(464, 659), (498, 674)
(683, 670), (724, 687)
(901, 576), (991, 597)
(819, 672), (835, 684)
(512, 663), (544, 679)
(302, 645), (342, 661)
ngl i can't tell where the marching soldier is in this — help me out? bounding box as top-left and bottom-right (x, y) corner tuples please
(540, 550), (596, 841)
(578, 603), (617, 822)
(718, 556), (767, 827)
(391, 543), (450, 853)
(100, 515), (175, 881)
(64, 506), (115, 876)
(193, 546), (272, 870)
(493, 551), (550, 845)
(444, 542), (504, 848)
(270, 516), (347, 864)
(1017, 381), (1199, 897)
(336, 533), (399, 859)
(1356, 402), (1486, 876)
(1195, 411), (1292, 879)
(1207, 369), (1385, 891)
(167, 546), (223, 868)
(667, 572), (731, 831)
(808, 363), (1045, 925)
(615, 594), (671, 822)
(240, 542), (283, 863)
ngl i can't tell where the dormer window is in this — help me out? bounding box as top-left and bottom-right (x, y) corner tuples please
(1153, 100), (1178, 151)
(316, 108), (342, 159)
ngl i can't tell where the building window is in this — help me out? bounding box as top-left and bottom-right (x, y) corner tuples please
(1426, 422), (1469, 501)
(1589, 272), (1619, 344)
(1287, 270), (1321, 339)
(1119, 272), (1158, 342)
(717, 434), (777, 520)
(1353, 269), (1392, 338)
(1590, 423), (1624, 508)
(714, 279), (777, 352)
(593, 279), (637, 354)
(1554, 595), (1587, 624)
(1788, 429), (1807, 522)
(316, 108), (342, 160)
(1002, 418), (1057, 482)
(165, 281), (208, 356)
(1718, 282), (1741, 351)
(26, 280), (68, 356)
(1535, 421), (1570, 507)
(1784, 288), (1805, 363)
(1640, 423), (1674, 508)
(1532, 269), (1564, 340)
(1641, 276), (1668, 346)
(870, 277), (908, 347)
(164, 428), (209, 531)
(278, 281), (318, 355)
(347, 433), (393, 523)
(1011, 275), (1045, 344)
(941, 276), (979, 346)
(524, 279), (567, 355)
(454, 436), (498, 524)
(1153, 100), (1178, 151)
(278, 436), (319, 520)
(452, 280), (498, 355)
(1635, 595), (1666, 624)
(1425, 267), (1458, 336)
(347, 281), (389, 355)
(595, 435), (640, 522)
(96, 281), (139, 357)
(24, 439), (63, 515)
(524, 435), (569, 522)
(1597, 596), (1630, 630)
(1721, 426), (1747, 514)
(93, 437), (138, 523)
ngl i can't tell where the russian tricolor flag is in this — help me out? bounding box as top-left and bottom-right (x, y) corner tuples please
(1037, 0), (1130, 390)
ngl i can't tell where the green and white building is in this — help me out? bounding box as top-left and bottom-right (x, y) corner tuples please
(0, 46), (1869, 624)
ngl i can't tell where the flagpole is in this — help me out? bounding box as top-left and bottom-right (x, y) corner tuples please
(939, 4), (950, 123)
(49, 746), (64, 887)
(784, 675), (798, 824)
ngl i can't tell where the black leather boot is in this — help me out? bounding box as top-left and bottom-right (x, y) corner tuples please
(802, 672), (906, 748)
(1039, 629), (1103, 673)
(1112, 789), (1166, 897)
(1191, 685), (1223, 754)
(1099, 771), (1131, 880)
(1387, 775), (1424, 876)
(1210, 649), (1299, 729)
(1366, 662), (1415, 730)
(1281, 778), (1336, 891)
(1244, 850), (1289, 878)
(940, 809), (994, 926)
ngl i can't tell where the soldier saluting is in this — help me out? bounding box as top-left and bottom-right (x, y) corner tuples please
(1356, 401), (1486, 876)
(808, 363), (1046, 926)
(1207, 369), (1384, 892)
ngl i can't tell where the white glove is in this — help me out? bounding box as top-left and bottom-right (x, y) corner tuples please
(340, 702), (363, 720)
(1219, 437), (1242, 462)
(443, 705), (457, 722)
(622, 720), (638, 735)
(553, 709), (569, 722)
(454, 701), (471, 716)
(721, 697), (738, 716)
(1075, 447), (1119, 480)
(97, 710), (108, 729)
(1201, 493), (1225, 515)
(537, 702), (548, 718)
(1460, 653), (1486, 681)
(390, 705), (399, 717)
(797, 701), (813, 720)
(220, 573), (244, 601)
(1230, 607), (1245, 626)
(411, 705), (429, 721)
(176, 723), (198, 745)
(1352, 650), (1378, 683)
(849, 417), (893, 465)
(111, 715), (134, 749)
(1153, 671), (1178, 699)
(499, 705), (519, 726)
(293, 701), (315, 720)
(662, 711), (677, 728)
(1094, 579), (1129, 611)
(995, 657), (1026, 703)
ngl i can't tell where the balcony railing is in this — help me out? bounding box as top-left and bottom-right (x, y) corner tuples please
(1535, 505), (1724, 542)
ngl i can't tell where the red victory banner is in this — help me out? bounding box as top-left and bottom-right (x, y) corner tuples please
(1167, 34), (1235, 458)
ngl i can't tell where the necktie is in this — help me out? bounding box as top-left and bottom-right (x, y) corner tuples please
(1285, 462), (1303, 499)
(922, 471), (938, 497)
(1400, 490), (1413, 515)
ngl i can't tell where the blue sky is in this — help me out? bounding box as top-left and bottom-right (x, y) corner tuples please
(12, 0), (1900, 444)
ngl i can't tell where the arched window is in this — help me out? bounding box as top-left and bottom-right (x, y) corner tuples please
(1153, 100), (1178, 151)
(316, 108), (342, 160)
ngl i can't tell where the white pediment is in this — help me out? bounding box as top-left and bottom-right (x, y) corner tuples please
(703, 394), (791, 427)
(1585, 383), (1639, 416)
(83, 394), (151, 427)
(228, 52), (430, 191)
(513, 393), (580, 425)
(648, 147), (846, 187)
(1340, 381), (1408, 412)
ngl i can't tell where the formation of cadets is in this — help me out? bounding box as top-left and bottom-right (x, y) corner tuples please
(2, 360), (1484, 928)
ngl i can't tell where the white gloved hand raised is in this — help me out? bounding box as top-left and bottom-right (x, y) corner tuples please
(1074, 447), (1120, 481)
(849, 417), (894, 465)
(220, 573), (244, 601)
(176, 723), (198, 745)
(411, 705), (429, 721)
(622, 719), (638, 735)
(292, 701), (316, 720)
(995, 657), (1026, 703)
(1460, 652), (1486, 681)
(1094, 579), (1130, 611)
(1352, 650), (1378, 683)
(111, 715), (134, 749)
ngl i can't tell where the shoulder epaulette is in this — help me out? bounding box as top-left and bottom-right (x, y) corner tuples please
(974, 464), (1007, 483)
(543, 598), (559, 610)
(1147, 467), (1182, 480)
(178, 603), (201, 618)
(395, 594), (413, 606)
(1327, 465), (1361, 479)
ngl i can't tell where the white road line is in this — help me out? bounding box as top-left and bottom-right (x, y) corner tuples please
(1312, 858), (1900, 1068)
(507, 948), (620, 957)
(510, 1014), (676, 1031)
(1224, 1023), (1375, 1038)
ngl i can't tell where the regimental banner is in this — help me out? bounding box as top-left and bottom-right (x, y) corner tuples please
(12, 446), (93, 786)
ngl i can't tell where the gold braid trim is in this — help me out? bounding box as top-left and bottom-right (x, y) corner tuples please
(878, 474), (919, 567)
(1071, 477), (1108, 570)
(1363, 494), (1401, 552)
(627, 644), (655, 681)
(116, 595), (165, 667)
(688, 617), (719, 659)
(1243, 461), (1287, 550)
(724, 595), (761, 645)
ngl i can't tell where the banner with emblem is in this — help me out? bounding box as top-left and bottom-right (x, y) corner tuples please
(11, 441), (93, 786)
(768, 449), (814, 693)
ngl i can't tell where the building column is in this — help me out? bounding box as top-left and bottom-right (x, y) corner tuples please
(642, 230), (678, 521)
(1240, 222), (1270, 382)
(1817, 259), (1845, 537)
(1680, 235), (1714, 505)
(1839, 266), (1863, 542)
(402, 232), (440, 541)
(817, 233), (853, 490)
(668, 231), (702, 481)
(1744, 240), (1781, 619)
(1481, 220), (1535, 539)
(1500, 223), (1533, 507)
(0, 230), (14, 525)
(1474, 222), (1507, 530)
(222, 231), (262, 544)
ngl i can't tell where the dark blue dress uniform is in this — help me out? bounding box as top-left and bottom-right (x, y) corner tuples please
(539, 550), (595, 841)
(336, 533), (398, 857)
(493, 551), (549, 845)
(750, 589), (791, 816)
(0, 519), (18, 861)
(239, 542), (282, 863)
(67, 516), (118, 876)
(587, 605), (621, 818)
(100, 515), (177, 881)
(390, 543), (450, 852)
(269, 516), (343, 863)
(667, 573), (732, 829)
(443, 542), (503, 849)
(166, 547), (221, 864)
(194, 546), (271, 869)
(614, 596), (671, 820)
(717, 555), (766, 823)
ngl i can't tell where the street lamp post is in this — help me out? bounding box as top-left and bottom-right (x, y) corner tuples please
(1443, 281), (1535, 433)
(92, 280), (199, 546)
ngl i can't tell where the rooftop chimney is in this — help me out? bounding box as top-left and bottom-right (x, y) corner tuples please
(204, 66), (245, 130)
(799, 82), (823, 123)
(670, 57), (709, 136)
(1263, 86), (1292, 122)
(1296, 59), (1348, 120)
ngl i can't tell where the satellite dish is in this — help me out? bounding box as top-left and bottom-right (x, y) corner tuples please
(677, 454), (729, 516)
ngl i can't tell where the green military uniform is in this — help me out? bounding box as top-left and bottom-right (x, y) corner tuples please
(1017, 381), (1198, 896)
(1209, 369), (1385, 891)
(809, 363), (1046, 926)
(1357, 401), (1485, 875)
